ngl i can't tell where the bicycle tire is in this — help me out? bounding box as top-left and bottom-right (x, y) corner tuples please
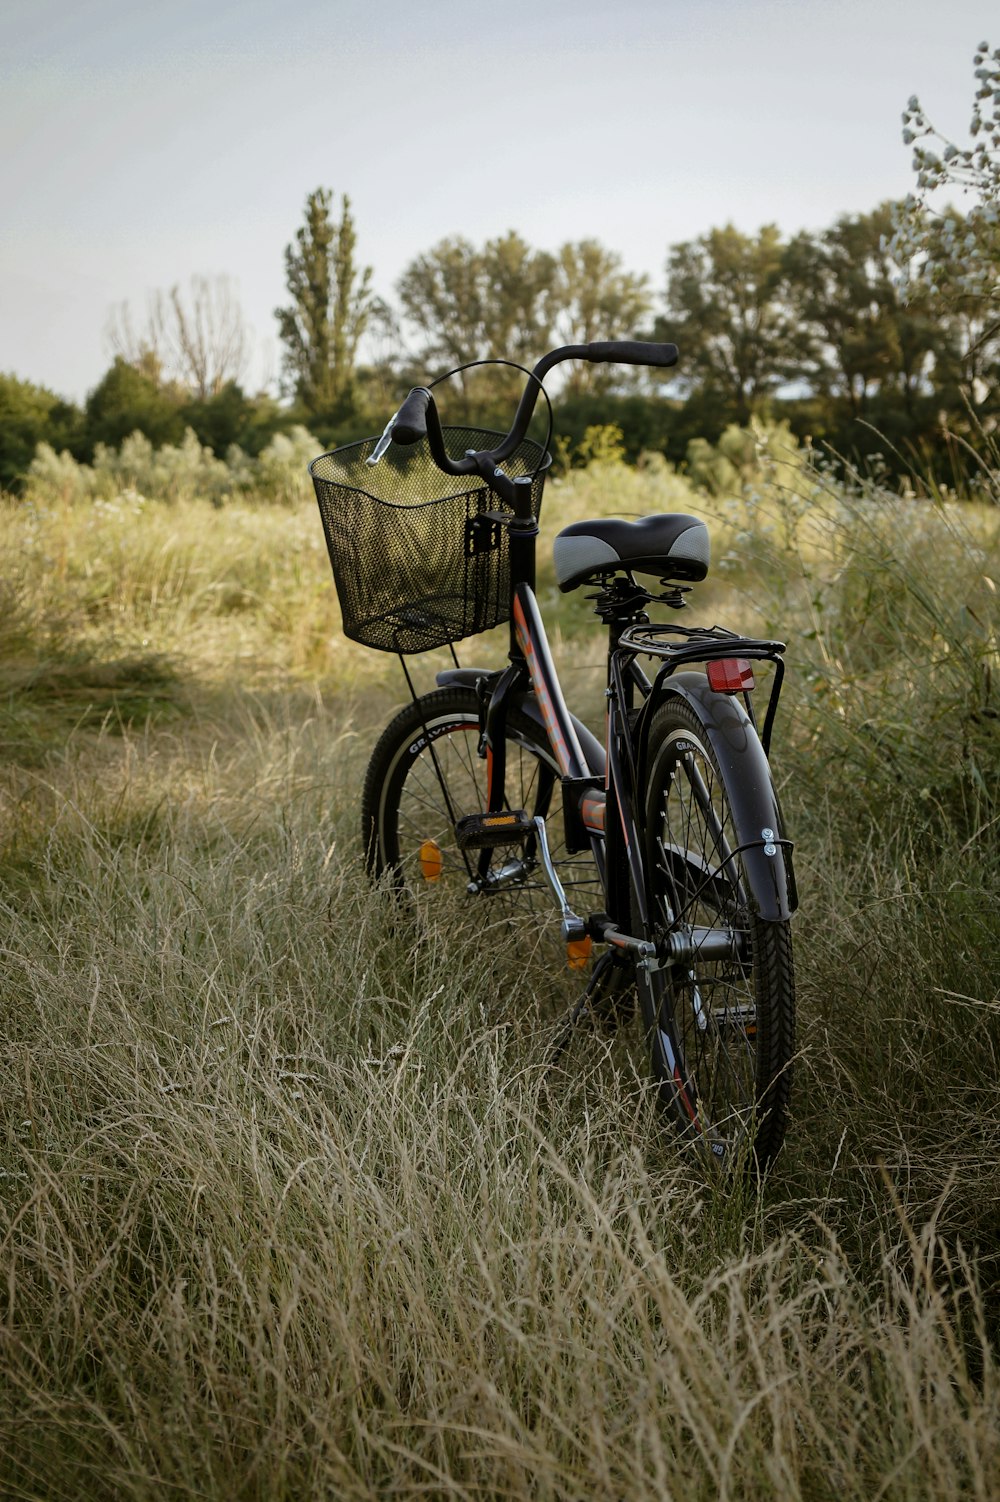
(636, 695), (795, 1167)
(362, 686), (600, 949)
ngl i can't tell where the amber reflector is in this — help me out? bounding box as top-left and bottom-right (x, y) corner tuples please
(419, 839), (443, 881)
(566, 935), (592, 970)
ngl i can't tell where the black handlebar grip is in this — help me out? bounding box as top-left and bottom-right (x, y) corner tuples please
(585, 340), (679, 368)
(392, 386), (433, 445)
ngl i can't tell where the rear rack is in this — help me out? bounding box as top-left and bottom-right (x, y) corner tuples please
(618, 623), (787, 756)
(618, 622), (786, 665)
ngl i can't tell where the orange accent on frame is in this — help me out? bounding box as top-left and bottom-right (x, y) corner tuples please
(581, 794), (606, 833)
(674, 1069), (700, 1127)
(513, 594), (573, 777)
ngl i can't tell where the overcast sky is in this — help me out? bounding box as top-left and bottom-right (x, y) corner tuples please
(2, 0), (996, 402)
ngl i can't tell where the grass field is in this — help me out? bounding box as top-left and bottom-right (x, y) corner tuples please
(2, 441), (999, 1499)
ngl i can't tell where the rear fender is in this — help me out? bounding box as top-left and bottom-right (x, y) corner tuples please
(648, 670), (797, 920)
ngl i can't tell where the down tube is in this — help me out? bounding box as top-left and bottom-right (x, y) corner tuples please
(511, 584), (591, 782)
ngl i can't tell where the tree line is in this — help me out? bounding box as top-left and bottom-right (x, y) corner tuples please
(2, 43), (997, 494)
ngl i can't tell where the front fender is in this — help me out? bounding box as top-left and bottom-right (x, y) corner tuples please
(651, 670), (797, 920)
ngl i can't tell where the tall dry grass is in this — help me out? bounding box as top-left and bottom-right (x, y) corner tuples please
(1, 445), (999, 1498)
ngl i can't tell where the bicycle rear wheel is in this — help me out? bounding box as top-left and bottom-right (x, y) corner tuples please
(362, 686), (600, 952)
(637, 696), (795, 1167)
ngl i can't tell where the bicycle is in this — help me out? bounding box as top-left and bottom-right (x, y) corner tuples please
(310, 341), (796, 1168)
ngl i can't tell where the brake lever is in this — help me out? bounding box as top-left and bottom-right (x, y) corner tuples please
(366, 408), (399, 466)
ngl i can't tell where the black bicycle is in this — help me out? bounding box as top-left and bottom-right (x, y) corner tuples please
(310, 341), (796, 1167)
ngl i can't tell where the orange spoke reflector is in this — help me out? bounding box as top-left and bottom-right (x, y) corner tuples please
(706, 657), (755, 694)
(419, 839), (443, 882)
(566, 935), (592, 970)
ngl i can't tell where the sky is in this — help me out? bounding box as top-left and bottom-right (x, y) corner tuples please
(2, 0), (997, 402)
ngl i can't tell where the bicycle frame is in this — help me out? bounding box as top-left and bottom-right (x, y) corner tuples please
(328, 339), (798, 1163)
(437, 577), (657, 959)
(436, 573), (797, 961)
(395, 346), (796, 962)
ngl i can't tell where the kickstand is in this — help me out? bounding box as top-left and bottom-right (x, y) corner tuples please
(547, 951), (633, 1072)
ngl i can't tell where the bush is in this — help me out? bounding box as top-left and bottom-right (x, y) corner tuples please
(20, 425), (323, 509)
(0, 373), (83, 493)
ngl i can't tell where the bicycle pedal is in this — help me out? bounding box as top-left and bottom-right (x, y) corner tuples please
(454, 809), (534, 850)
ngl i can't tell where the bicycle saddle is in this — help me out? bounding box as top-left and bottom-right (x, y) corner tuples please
(553, 513), (710, 593)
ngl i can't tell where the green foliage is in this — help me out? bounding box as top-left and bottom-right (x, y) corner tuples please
(553, 422), (627, 470)
(587, 394), (679, 459)
(274, 188), (374, 420)
(250, 424), (326, 503)
(23, 424), (321, 508)
(396, 233), (656, 398)
(85, 356), (187, 450)
(684, 419), (804, 498)
(179, 379), (257, 455)
(659, 223), (796, 421)
(657, 201), (997, 482)
(785, 204), (940, 414)
(0, 372), (83, 492)
(551, 240), (652, 391)
(397, 231), (557, 402)
(6, 360), (301, 479)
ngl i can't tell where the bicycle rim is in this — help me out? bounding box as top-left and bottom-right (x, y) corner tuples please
(363, 687), (601, 954)
(639, 699), (794, 1166)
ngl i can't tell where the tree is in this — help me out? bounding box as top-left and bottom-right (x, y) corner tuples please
(888, 41), (1000, 443)
(397, 232), (555, 386)
(353, 297), (406, 417)
(479, 232), (556, 370)
(784, 205), (939, 418)
(550, 241), (652, 391)
(179, 381), (258, 456)
(659, 224), (795, 423)
(274, 188), (374, 417)
(923, 214), (1000, 425)
(84, 357), (186, 450)
(398, 236), (483, 375)
(107, 275), (250, 399)
(0, 373), (83, 492)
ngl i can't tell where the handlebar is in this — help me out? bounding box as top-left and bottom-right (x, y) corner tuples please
(393, 385), (434, 445)
(384, 340), (679, 507)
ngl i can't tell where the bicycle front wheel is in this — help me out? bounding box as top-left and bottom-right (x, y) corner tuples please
(637, 696), (795, 1167)
(362, 686), (600, 952)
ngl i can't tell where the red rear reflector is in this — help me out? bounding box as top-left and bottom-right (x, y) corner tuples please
(706, 657), (755, 694)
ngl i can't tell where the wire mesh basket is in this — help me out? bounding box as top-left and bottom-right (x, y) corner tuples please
(310, 427), (550, 654)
